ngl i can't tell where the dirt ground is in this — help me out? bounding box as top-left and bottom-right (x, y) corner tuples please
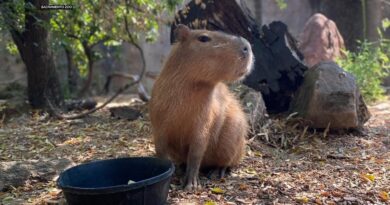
(0, 95), (389, 205)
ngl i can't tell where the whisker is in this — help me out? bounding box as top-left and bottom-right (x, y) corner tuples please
(213, 43), (229, 48)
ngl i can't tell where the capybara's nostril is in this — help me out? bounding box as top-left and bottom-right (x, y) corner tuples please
(241, 46), (249, 58)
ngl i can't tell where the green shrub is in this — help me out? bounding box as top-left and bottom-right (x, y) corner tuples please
(337, 37), (389, 102)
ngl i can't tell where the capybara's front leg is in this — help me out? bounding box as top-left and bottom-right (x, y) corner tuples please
(183, 136), (207, 191)
(154, 135), (169, 160)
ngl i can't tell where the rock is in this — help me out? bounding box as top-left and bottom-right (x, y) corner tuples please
(109, 106), (142, 121)
(65, 98), (97, 111)
(290, 61), (370, 129)
(0, 158), (74, 191)
(0, 83), (28, 121)
(299, 13), (345, 68)
(0, 83), (26, 100)
(232, 84), (267, 131)
(0, 97), (29, 121)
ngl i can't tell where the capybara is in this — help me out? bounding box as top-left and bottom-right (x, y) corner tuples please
(150, 25), (253, 190)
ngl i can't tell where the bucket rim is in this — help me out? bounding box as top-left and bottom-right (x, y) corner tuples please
(57, 157), (175, 195)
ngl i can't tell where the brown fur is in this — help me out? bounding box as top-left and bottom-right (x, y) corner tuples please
(149, 25), (253, 190)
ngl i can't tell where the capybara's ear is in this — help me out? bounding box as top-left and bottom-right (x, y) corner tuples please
(174, 24), (191, 42)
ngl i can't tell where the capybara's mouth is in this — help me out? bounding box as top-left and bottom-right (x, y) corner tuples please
(236, 68), (250, 79)
(238, 71), (247, 77)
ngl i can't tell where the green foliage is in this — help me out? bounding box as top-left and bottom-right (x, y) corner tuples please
(5, 41), (18, 55)
(337, 27), (389, 102)
(48, 0), (182, 78)
(0, 1), (25, 34)
(382, 18), (390, 30)
(274, 0), (287, 10)
(1, 0), (182, 89)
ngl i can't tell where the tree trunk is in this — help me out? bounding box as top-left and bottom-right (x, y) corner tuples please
(78, 42), (94, 97)
(64, 46), (79, 94)
(2, 0), (63, 109)
(170, 0), (259, 44)
(366, 0), (383, 42)
(22, 0), (63, 108)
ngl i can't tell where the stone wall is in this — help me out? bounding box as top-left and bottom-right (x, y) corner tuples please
(0, 37), (26, 91)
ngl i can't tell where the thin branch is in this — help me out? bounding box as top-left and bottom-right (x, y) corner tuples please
(52, 18), (80, 40)
(91, 36), (110, 48)
(77, 41), (94, 97)
(77, 37), (110, 97)
(47, 75), (143, 120)
(124, 0), (146, 80)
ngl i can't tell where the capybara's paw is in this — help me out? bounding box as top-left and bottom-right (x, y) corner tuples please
(207, 167), (228, 180)
(183, 175), (201, 191)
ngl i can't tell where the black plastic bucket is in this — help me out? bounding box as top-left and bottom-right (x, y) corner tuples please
(57, 157), (174, 205)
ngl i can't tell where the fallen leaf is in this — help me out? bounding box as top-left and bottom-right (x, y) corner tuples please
(360, 173), (375, 182)
(236, 198), (252, 204)
(379, 191), (389, 202)
(320, 191), (331, 197)
(343, 196), (358, 201)
(244, 168), (257, 175)
(331, 191), (345, 197)
(211, 187), (225, 194)
(204, 200), (217, 205)
(296, 196), (309, 203)
(314, 197), (322, 205)
(47, 187), (61, 197)
(254, 151), (262, 157)
(238, 183), (248, 191)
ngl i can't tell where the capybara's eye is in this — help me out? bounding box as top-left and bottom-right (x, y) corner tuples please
(198, 35), (211, 43)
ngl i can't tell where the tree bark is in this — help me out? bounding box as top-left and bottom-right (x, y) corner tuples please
(170, 0), (259, 43)
(366, 0), (383, 42)
(77, 42), (94, 97)
(64, 46), (79, 94)
(1, 0), (63, 109)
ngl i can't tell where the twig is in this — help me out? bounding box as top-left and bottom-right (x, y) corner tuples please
(124, 0), (146, 80)
(47, 73), (143, 120)
(323, 122), (331, 138)
(326, 154), (350, 160)
(0, 114), (5, 127)
(292, 125), (308, 143)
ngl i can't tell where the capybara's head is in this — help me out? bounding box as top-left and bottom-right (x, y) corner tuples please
(170, 25), (254, 83)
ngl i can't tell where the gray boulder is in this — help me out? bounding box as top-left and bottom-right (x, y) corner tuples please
(290, 61), (370, 129)
(0, 158), (74, 191)
(232, 84), (267, 131)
